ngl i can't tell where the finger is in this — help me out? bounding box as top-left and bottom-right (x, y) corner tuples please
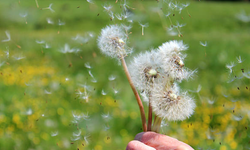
(126, 140), (156, 150)
(135, 132), (194, 150)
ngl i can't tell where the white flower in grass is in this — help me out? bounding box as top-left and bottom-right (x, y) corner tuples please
(158, 40), (195, 81)
(97, 25), (132, 59)
(129, 50), (164, 92)
(151, 83), (196, 121)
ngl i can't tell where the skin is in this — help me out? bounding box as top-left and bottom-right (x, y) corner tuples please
(126, 132), (194, 150)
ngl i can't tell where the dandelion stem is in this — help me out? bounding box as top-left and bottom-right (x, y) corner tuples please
(152, 115), (162, 133)
(120, 57), (147, 132)
(147, 98), (152, 131)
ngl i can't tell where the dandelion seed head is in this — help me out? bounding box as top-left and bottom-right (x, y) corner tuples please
(97, 25), (132, 59)
(151, 83), (196, 121)
(129, 50), (164, 91)
(158, 41), (195, 81)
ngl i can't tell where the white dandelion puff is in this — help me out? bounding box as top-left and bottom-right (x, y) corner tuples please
(151, 83), (196, 121)
(158, 40), (195, 81)
(129, 50), (164, 91)
(97, 25), (132, 59)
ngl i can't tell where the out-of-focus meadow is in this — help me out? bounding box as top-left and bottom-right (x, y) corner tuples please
(0, 0), (250, 150)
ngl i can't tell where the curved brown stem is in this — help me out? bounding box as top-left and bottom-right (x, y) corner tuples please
(120, 57), (147, 132)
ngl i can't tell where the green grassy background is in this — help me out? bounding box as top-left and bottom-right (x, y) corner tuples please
(0, 0), (250, 150)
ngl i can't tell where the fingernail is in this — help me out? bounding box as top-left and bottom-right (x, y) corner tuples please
(175, 145), (189, 150)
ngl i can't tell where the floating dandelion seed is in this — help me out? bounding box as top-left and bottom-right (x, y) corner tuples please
(4, 47), (9, 59)
(236, 56), (243, 63)
(44, 90), (52, 94)
(84, 135), (90, 145)
(35, 40), (45, 44)
(84, 62), (91, 69)
(71, 136), (81, 141)
(2, 31), (11, 42)
(59, 43), (75, 53)
(58, 19), (65, 34)
(46, 18), (54, 24)
(43, 3), (55, 12)
(73, 130), (81, 137)
(113, 89), (119, 94)
(226, 62), (236, 74)
(200, 41), (207, 56)
(200, 41), (207, 47)
(0, 61), (5, 68)
(82, 112), (89, 120)
(26, 108), (33, 115)
(207, 97), (215, 105)
(102, 112), (111, 120)
(19, 12), (28, 24)
(13, 54), (25, 60)
(103, 5), (112, 12)
(139, 22), (148, 36)
(43, 43), (50, 49)
(86, 0), (94, 4)
(101, 89), (107, 95)
(104, 125), (110, 131)
(232, 114), (243, 121)
(51, 131), (58, 137)
(88, 70), (97, 83)
(116, 13), (123, 20)
(108, 75), (116, 81)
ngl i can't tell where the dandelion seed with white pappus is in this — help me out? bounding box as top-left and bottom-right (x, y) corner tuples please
(236, 56), (243, 63)
(139, 22), (148, 36)
(97, 25), (132, 59)
(226, 62), (235, 74)
(43, 3), (55, 12)
(2, 31), (11, 42)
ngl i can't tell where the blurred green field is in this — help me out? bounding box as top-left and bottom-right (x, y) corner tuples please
(0, 0), (250, 150)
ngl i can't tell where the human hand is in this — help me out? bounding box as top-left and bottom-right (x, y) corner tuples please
(126, 132), (194, 150)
